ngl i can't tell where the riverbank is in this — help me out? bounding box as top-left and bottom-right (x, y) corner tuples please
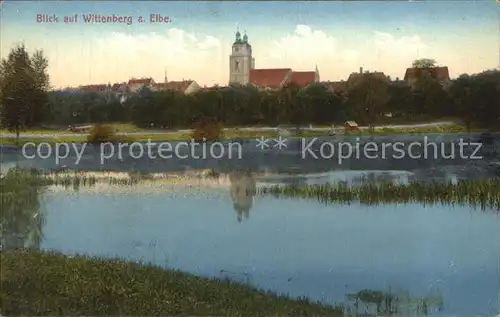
(0, 250), (343, 316)
(1, 124), (494, 147)
(2, 120), (455, 136)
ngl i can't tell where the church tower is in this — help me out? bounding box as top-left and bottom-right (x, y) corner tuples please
(229, 30), (253, 85)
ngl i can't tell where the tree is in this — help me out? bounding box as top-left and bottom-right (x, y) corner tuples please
(0, 44), (49, 144)
(31, 50), (50, 91)
(411, 72), (449, 118)
(412, 58), (437, 68)
(448, 76), (475, 131)
(468, 71), (500, 130)
(346, 73), (390, 129)
(387, 84), (411, 119)
(449, 70), (500, 131)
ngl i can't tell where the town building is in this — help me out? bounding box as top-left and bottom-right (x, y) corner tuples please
(127, 77), (156, 93)
(65, 72), (201, 104)
(404, 66), (450, 88)
(155, 80), (201, 95)
(346, 67), (391, 89)
(320, 67), (390, 94)
(228, 31), (319, 89)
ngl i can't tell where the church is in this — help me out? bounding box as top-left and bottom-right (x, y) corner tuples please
(228, 31), (320, 89)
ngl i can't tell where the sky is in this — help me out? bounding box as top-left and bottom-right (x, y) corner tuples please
(1, 0), (499, 88)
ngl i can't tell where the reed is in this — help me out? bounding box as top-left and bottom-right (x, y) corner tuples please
(257, 180), (500, 211)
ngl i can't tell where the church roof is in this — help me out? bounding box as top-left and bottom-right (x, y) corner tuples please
(289, 71), (316, 87)
(249, 68), (292, 88)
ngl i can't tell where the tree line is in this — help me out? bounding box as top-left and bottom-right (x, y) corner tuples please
(2, 44), (499, 133)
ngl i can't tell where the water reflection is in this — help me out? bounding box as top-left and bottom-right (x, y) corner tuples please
(344, 289), (444, 316)
(0, 171), (44, 250)
(228, 170), (256, 222)
(350, 171), (411, 186)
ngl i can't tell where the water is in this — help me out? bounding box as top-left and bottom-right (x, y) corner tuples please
(1, 134), (499, 179)
(2, 133), (500, 316)
(2, 177), (496, 316)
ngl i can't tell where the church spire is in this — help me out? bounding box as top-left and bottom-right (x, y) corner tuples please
(235, 27), (242, 44)
(164, 68), (168, 83)
(243, 30), (248, 43)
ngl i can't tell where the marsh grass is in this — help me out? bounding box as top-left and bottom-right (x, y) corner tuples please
(0, 250), (343, 316)
(258, 180), (500, 212)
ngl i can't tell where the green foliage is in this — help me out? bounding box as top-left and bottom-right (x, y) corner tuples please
(412, 58), (437, 68)
(46, 84), (347, 129)
(0, 44), (49, 141)
(411, 72), (451, 117)
(346, 73), (390, 127)
(86, 124), (118, 144)
(448, 70), (500, 131)
(191, 118), (223, 142)
(43, 73), (499, 131)
(0, 250), (344, 316)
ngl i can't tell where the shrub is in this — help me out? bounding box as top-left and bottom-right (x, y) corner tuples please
(86, 125), (117, 144)
(191, 118), (223, 142)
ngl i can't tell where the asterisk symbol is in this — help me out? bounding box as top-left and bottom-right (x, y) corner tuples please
(273, 136), (288, 150)
(255, 136), (270, 150)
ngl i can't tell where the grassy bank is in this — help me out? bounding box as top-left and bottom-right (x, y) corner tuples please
(0, 130), (280, 146)
(0, 133), (191, 146)
(0, 250), (343, 316)
(1, 125), (496, 147)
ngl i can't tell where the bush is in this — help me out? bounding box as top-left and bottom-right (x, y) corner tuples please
(86, 125), (117, 144)
(191, 118), (223, 142)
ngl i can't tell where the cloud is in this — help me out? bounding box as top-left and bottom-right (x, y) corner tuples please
(342, 30), (432, 78)
(16, 23), (488, 88)
(45, 28), (227, 87)
(95, 28), (222, 60)
(266, 25), (337, 66)
(48, 26), (430, 86)
(342, 49), (361, 64)
(369, 31), (429, 55)
(95, 29), (224, 79)
(261, 26), (430, 79)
